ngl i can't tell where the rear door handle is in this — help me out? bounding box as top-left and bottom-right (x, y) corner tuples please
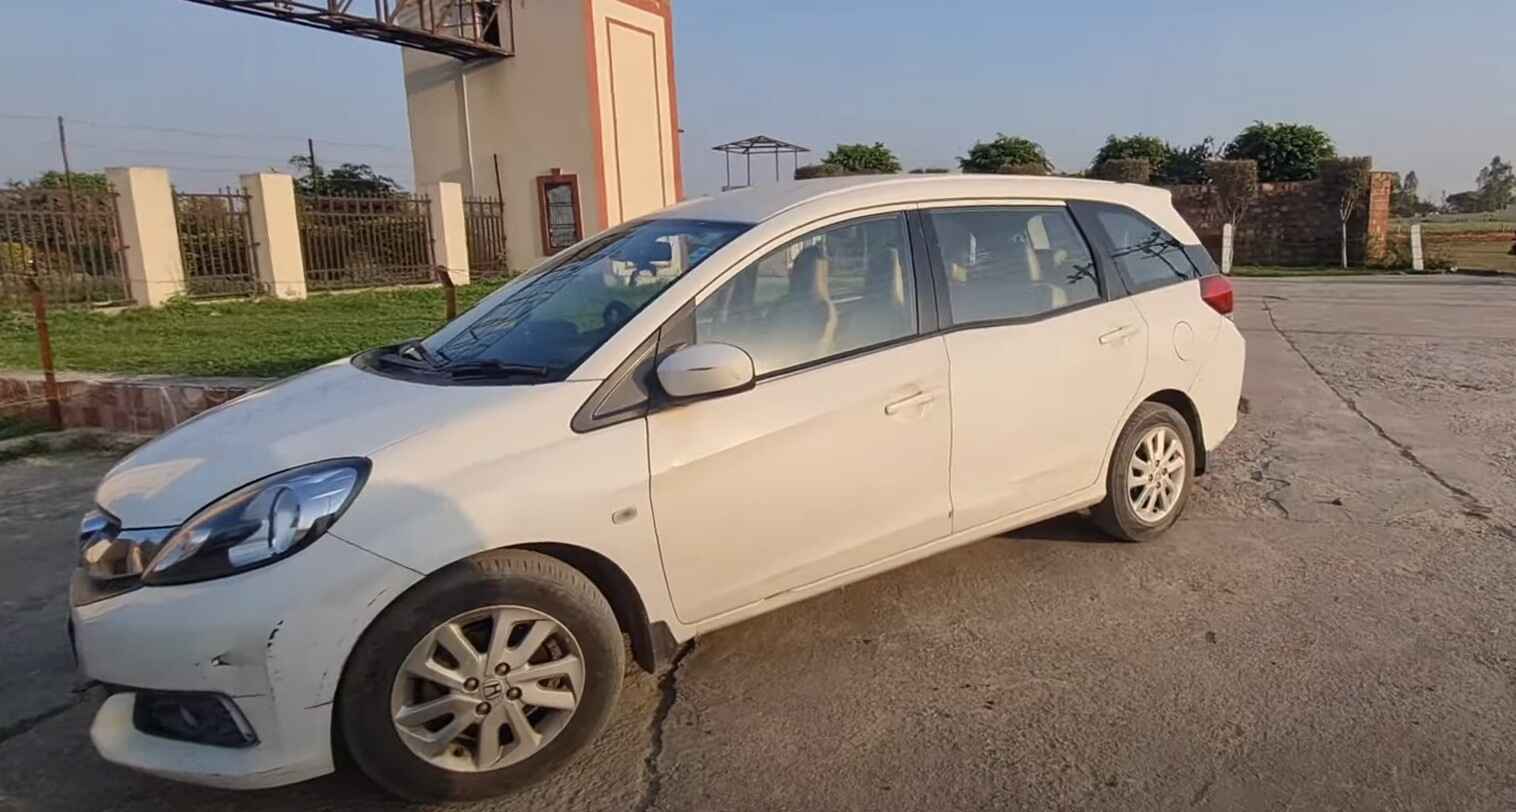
(884, 391), (935, 416)
(1099, 324), (1141, 345)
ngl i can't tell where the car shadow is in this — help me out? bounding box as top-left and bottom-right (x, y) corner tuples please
(1003, 512), (1121, 544)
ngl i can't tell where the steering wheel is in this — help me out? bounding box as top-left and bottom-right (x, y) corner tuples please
(602, 300), (633, 327)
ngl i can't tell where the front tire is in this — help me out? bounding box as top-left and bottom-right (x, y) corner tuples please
(338, 549), (624, 802)
(1092, 402), (1195, 542)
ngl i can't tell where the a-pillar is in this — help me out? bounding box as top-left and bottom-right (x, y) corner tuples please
(240, 173), (307, 300)
(105, 167), (185, 307)
(423, 181), (470, 286)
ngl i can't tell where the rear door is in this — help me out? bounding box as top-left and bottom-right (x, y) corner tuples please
(922, 204), (1147, 530)
(1073, 203), (1222, 394)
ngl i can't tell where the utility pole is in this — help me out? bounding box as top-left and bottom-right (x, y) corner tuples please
(57, 116), (79, 240)
(307, 138), (319, 185)
(492, 153), (504, 202)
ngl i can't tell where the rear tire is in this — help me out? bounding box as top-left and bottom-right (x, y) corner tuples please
(338, 549), (624, 802)
(1092, 402), (1195, 542)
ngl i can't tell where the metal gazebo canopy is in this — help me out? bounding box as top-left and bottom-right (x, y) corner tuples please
(712, 135), (810, 189)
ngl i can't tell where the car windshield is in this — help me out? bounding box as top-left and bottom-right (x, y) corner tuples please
(423, 218), (749, 375)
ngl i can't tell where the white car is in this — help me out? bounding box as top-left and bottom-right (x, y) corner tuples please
(70, 175), (1244, 801)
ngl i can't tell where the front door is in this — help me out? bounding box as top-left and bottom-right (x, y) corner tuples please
(921, 204), (1147, 530)
(647, 213), (952, 624)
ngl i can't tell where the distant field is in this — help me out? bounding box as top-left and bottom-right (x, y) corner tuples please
(1392, 219), (1516, 234)
(1432, 239), (1516, 273)
(1386, 217), (1515, 273)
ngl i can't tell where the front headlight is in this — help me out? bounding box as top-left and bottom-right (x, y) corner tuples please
(142, 458), (371, 586)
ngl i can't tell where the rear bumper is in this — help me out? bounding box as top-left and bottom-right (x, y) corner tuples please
(1191, 319), (1246, 452)
(71, 536), (419, 790)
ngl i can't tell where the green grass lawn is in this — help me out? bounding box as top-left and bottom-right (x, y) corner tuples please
(0, 283), (507, 379)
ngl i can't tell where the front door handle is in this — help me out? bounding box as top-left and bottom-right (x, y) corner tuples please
(1099, 324), (1141, 345)
(885, 391), (936, 416)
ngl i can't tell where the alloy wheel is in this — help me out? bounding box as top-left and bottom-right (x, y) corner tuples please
(389, 605), (585, 772)
(1128, 425), (1185, 523)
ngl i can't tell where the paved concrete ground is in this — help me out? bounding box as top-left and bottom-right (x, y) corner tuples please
(1, 275), (1513, 811)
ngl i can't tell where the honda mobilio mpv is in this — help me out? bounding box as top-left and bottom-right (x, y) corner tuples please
(70, 175), (1245, 801)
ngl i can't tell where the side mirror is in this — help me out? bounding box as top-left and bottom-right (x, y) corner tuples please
(656, 343), (755, 399)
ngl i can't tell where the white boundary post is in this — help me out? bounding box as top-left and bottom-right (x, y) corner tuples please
(105, 167), (185, 306)
(423, 182), (471, 286)
(241, 173), (307, 300)
(1220, 223), (1235, 275)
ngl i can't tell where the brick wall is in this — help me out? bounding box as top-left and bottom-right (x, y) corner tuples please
(0, 370), (265, 434)
(1166, 171), (1394, 267)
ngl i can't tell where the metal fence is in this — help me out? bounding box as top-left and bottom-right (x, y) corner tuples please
(0, 187), (130, 308)
(463, 195), (511, 279)
(174, 188), (261, 297)
(297, 192), (436, 291)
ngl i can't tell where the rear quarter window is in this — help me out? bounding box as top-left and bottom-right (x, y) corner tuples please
(1093, 207), (1202, 292)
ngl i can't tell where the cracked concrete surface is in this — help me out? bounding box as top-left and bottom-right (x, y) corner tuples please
(2, 275), (1514, 811)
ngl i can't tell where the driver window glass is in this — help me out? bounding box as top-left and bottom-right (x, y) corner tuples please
(695, 214), (917, 376)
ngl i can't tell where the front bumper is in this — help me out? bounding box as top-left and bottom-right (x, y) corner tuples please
(71, 534), (419, 790)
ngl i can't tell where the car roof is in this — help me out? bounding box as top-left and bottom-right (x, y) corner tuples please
(655, 174), (1184, 231)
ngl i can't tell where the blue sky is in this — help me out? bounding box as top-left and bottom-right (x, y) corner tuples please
(2, 1), (1511, 200)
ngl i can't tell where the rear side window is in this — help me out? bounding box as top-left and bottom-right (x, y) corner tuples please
(926, 206), (1100, 326)
(1093, 207), (1200, 291)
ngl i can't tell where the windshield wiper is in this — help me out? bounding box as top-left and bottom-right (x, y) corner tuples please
(442, 359), (552, 380)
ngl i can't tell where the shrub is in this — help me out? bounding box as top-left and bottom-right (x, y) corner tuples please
(908, 168), (951, 174)
(0, 242), (34, 274)
(960, 135), (1051, 174)
(1094, 159), (1152, 184)
(820, 143), (901, 175)
(794, 163), (849, 180)
(1223, 121), (1336, 182)
(994, 163), (1050, 177)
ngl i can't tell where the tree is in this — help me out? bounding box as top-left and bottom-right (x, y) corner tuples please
(1475, 155), (1515, 212)
(1163, 138), (1217, 185)
(1444, 191), (1483, 214)
(1091, 135), (1216, 185)
(1222, 121), (1336, 182)
(820, 143), (901, 175)
(289, 155), (402, 196)
(1320, 157), (1373, 269)
(1391, 170), (1435, 216)
(1092, 134), (1168, 172)
(7, 170), (111, 192)
(959, 134), (1051, 174)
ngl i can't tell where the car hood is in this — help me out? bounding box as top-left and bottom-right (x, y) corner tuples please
(95, 359), (567, 527)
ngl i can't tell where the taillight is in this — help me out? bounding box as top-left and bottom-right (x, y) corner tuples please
(1199, 275), (1234, 315)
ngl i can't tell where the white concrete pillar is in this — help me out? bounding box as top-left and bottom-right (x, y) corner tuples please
(240, 173), (307, 300)
(105, 167), (185, 306)
(1220, 223), (1235, 275)
(423, 181), (470, 285)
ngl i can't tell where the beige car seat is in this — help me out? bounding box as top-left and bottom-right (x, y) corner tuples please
(762, 245), (837, 369)
(840, 247), (910, 349)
